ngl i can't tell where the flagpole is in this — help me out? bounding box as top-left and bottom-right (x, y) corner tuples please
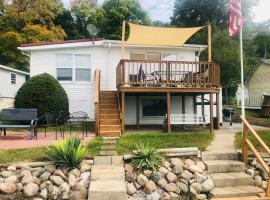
(239, 27), (245, 117)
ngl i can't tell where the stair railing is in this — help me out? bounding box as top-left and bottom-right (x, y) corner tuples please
(116, 91), (122, 135)
(241, 115), (270, 197)
(94, 69), (100, 136)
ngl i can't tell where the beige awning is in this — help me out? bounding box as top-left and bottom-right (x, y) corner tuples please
(126, 22), (205, 47)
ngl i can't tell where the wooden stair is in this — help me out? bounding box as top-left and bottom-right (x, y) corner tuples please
(99, 91), (121, 137)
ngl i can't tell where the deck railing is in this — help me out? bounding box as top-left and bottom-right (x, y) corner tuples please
(241, 116), (270, 196)
(94, 69), (100, 136)
(116, 59), (220, 88)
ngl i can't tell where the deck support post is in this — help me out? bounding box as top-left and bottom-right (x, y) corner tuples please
(216, 92), (220, 129)
(210, 93), (214, 133)
(167, 92), (171, 133)
(193, 95), (197, 115)
(136, 95), (140, 130)
(121, 92), (125, 134)
(201, 94), (205, 122)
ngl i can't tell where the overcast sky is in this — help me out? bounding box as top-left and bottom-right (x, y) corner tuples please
(62, 0), (270, 23)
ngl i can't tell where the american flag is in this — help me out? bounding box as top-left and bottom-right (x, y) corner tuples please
(229, 0), (243, 37)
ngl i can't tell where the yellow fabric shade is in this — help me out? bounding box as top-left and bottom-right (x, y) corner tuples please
(126, 22), (205, 47)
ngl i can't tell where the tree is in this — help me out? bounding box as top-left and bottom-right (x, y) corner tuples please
(15, 73), (69, 116)
(101, 0), (151, 39)
(54, 9), (82, 39)
(0, 31), (28, 71)
(21, 24), (66, 43)
(70, 0), (100, 38)
(171, 0), (258, 29)
(0, 0), (63, 32)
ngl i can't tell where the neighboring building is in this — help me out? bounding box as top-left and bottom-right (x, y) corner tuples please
(237, 59), (270, 109)
(19, 23), (222, 136)
(0, 65), (29, 110)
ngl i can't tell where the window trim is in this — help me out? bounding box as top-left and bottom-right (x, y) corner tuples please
(142, 97), (167, 117)
(10, 72), (16, 85)
(56, 53), (91, 83)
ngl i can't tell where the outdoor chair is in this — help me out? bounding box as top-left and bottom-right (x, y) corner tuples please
(37, 111), (63, 140)
(64, 111), (89, 139)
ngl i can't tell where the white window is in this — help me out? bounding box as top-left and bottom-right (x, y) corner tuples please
(75, 54), (91, 81)
(56, 54), (91, 82)
(10, 73), (16, 84)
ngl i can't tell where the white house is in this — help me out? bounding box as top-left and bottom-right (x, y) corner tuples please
(19, 37), (222, 136)
(0, 65), (29, 110)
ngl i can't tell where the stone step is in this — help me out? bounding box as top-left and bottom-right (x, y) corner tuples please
(202, 151), (239, 161)
(89, 165), (127, 200)
(100, 150), (118, 156)
(94, 156), (112, 165)
(213, 196), (269, 200)
(101, 144), (116, 151)
(103, 139), (117, 144)
(212, 186), (264, 198)
(211, 172), (254, 187)
(204, 160), (245, 173)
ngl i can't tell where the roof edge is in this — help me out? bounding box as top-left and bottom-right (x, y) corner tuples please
(0, 65), (29, 75)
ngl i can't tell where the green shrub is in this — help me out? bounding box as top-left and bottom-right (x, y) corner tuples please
(14, 73), (69, 116)
(131, 143), (164, 171)
(45, 137), (86, 169)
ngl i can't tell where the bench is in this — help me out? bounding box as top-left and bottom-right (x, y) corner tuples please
(163, 114), (207, 127)
(0, 109), (38, 139)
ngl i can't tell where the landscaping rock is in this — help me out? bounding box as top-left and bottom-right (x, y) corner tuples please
(150, 172), (162, 183)
(50, 175), (64, 186)
(176, 181), (189, 193)
(69, 190), (87, 200)
(0, 182), (17, 194)
(137, 174), (148, 186)
(254, 175), (262, 186)
(126, 171), (137, 182)
(7, 166), (16, 172)
(158, 167), (168, 176)
(170, 158), (184, 168)
(196, 193), (207, 200)
(180, 170), (193, 180)
(144, 180), (156, 194)
(60, 182), (70, 193)
(247, 168), (255, 177)
(127, 182), (136, 195)
(39, 188), (48, 199)
(172, 165), (183, 174)
(146, 191), (160, 200)
(201, 177), (214, 192)
(54, 169), (66, 179)
(158, 178), (168, 189)
(69, 168), (81, 178)
(165, 183), (180, 194)
(189, 165), (203, 173)
(68, 174), (78, 187)
(40, 171), (51, 181)
(33, 167), (46, 177)
(44, 164), (56, 173)
(20, 169), (32, 177)
(23, 183), (39, 197)
(125, 164), (134, 173)
(196, 162), (206, 171)
(49, 185), (61, 200)
(22, 175), (34, 184)
(1, 171), (13, 178)
(80, 163), (91, 173)
(4, 175), (17, 183)
(166, 172), (177, 182)
(143, 170), (152, 177)
(184, 159), (195, 166)
(191, 182), (202, 193)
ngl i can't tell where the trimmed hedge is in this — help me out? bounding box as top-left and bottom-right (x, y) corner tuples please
(15, 73), (69, 115)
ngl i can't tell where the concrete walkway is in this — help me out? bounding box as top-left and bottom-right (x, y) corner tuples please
(205, 123), (270, 153)
(88, 156), (127, 200)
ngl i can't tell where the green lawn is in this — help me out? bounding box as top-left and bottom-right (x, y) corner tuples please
(234, 107), (270, 123)
(116, 131), (214, 155)
(0, 136), (103, 164)
(87, 137), (103, 156)
(235, 131), (270, 151)
(0, 147), (47, 163)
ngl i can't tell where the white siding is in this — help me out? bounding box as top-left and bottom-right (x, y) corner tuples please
(0, 68), (26, 98)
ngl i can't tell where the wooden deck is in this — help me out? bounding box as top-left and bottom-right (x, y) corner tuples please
(116, 59), (220, 92)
